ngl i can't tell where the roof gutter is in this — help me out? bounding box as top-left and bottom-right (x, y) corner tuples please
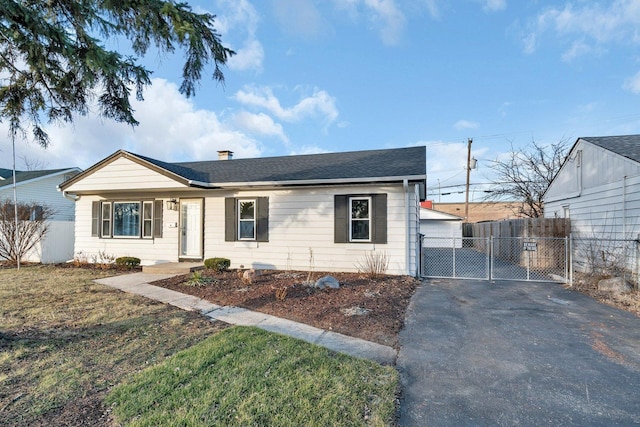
(57, 185), (80, 201)
(187, 174), (426, 189)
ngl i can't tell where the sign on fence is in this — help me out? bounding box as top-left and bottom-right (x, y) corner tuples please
(523, 241), (537, 252)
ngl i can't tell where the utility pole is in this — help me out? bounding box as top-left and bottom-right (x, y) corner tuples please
(464, 138), (472, 222)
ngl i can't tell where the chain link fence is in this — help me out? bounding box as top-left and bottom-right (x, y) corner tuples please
(571, 237), (639, 288)
(422, 235), (639, 288)
(421, 236), (568, 282)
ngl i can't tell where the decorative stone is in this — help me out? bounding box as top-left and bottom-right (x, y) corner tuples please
(315, 275), (340, 289)
(341, 306), (371, 316)
(242, 269), (260, 284)
(598, 277), (631, 294)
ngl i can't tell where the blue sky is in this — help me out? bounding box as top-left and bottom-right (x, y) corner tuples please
(2, 0), (640, 202)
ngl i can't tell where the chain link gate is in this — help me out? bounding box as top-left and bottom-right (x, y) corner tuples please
(421, 236), (568, 282)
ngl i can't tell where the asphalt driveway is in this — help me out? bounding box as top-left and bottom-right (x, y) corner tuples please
(397, 279), (640, 426)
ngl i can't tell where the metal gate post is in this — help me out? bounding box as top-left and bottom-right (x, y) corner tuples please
(485, 236), (490, 280)
(565, 236), (569, 284)
(452, 237), (457, 278)
(569, 233), (573, 286)
(490, 236), (494, 281)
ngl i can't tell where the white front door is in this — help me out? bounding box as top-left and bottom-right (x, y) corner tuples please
(180, 199), (202, 258)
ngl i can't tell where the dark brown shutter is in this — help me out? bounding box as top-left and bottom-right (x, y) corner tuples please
(256, 197), (269, 242)
(91, 201), (100, 237)
(225, 198), (236, 241)
(372, 194), (387, 244)
(153, 200), (163, 238)
(334, 195), (348, 243)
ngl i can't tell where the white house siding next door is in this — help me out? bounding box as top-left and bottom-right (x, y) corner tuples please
(180, 199), (203, 259)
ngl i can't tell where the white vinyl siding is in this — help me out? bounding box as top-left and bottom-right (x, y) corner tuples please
(73, 184), (422, 274)
(544, 139), (640, 241)
(0, 173), (77, 221)
(64, 157), (188, 193)
(74, 196), (179, 265)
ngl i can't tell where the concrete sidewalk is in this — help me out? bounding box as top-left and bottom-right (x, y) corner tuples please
(94, 272), (396, 365)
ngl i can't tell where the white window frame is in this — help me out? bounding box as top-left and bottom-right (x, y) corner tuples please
(349, 196), (371, 242)
(101, 202), (112, 238)
(142, 201), (154, 238)
(237, 199), (256, 240)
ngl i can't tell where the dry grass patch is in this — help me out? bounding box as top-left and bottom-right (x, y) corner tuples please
(0, 265), (223, 426)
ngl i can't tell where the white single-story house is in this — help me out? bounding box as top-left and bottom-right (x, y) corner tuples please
(543, 134), (640, 240)
(0, 167), (81, 263)
(59, 147), (427, 275)
(419, 207), (463, 248)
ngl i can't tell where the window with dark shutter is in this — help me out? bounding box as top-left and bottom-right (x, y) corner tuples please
(91, 201), (100, 237)
(335, 194), (387, 244)
(225, 197), (269, 242)
(153, 200), (163, 238)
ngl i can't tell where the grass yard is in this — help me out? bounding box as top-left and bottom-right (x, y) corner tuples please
(107, 327), (398, 426)
(0, 266), (399, 426)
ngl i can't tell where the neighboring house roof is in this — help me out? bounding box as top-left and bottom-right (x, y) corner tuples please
(420, 207), (463, 221)
(61, 146), (427, 191)
(580, 134), (640, 164)
(0, 168), (81, 189)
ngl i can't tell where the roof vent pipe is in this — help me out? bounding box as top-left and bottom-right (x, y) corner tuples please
(217, 150), (233, 160)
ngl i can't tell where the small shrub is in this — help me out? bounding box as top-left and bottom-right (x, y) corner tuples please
(115, 256), (141, 269)
(355, 250), (389, 279)
(73, 251), (88, 267)
(186, 271), (216, 287)
(204, 257), (230, 272)
(275, 287), (287, 301)
(92, 250), (116, 269)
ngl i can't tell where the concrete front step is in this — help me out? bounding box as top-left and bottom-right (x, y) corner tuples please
(142, 262), (204, 274)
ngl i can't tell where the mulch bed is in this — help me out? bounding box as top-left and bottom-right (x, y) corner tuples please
(151, 269), (421, 348)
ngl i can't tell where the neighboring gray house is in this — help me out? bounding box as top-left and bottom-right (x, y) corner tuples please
(59, 146), (427, 275)
(0, 167), (81, 263)
(543, 134), (640, 240)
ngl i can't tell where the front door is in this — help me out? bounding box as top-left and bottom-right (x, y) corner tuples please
(179, 199), (203, 259)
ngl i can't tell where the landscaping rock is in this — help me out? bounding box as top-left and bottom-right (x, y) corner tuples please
(598, 277), (631, 294)
(341, 306), (371, 316)
(242, 269), (260, 284)
(315, 275), (340, 289)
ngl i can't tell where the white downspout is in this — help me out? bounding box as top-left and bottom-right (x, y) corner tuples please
(61, 191), (80, 202)
(404, 179), (410, 275)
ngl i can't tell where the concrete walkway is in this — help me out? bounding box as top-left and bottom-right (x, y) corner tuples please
(94, 272), (396, 365)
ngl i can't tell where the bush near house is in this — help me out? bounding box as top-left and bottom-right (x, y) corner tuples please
(115, 256), (141, 269)
(204, 257), (230, 272)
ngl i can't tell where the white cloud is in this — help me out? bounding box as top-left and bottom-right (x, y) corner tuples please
(232, 111), (289, 143)
(333, 0), (406, 45)
(234, 85), (339, 126)
(215, 0), (264, 72)
(484, 0), (506, 13)
(561, 40), (594, 62)
(523, 1), (640, 58)
(288, 145), (329, 155)
(522, 32), (536, 55)
(272, 0), (329, 39)
(454, 120), (480, 130)
(422, 0), (441, 19)
(623, 71), (640, 94)
(499, 101), (512, 117)
(0, 79), (264, 169)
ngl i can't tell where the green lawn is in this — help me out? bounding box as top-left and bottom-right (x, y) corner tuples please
(0, 266), (399, 426)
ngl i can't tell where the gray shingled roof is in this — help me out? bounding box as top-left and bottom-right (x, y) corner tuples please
(0, 168), (76, 188)
(138, 146), (426, 184)
(581, 135), (640, 163)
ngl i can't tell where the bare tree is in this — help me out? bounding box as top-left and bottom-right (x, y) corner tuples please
(19, 155), (49, 171)
(484, 139), (570, 218)
(0, 199), (53, 264)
